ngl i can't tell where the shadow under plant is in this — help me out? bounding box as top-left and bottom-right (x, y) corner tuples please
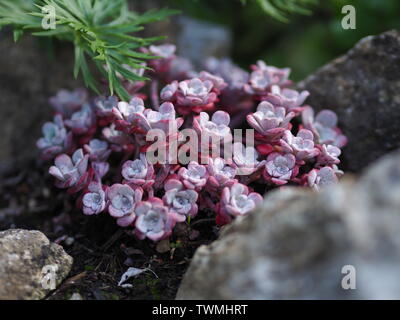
(0, 160), (217, 299)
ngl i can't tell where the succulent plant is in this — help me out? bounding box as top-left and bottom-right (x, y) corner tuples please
(41, 46), (347, 242)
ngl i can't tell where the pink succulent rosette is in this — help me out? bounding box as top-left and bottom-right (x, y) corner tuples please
(193, 111), (231, 143)
(41, 51), (349, 242)
(264, 85), (309, 114)
(206, 157), (237, 192)
(177, 77), (217, 113)
(121, 153), (155, 190)
(198, 71), (228, 93)
(82, 181), (106, 215)
(244, 60), (291, 97)
(134, 197), (175, 241)
(232, 142), (263, 176)
(112, 97), (146, 132)
(144, 102), (184, 133)
(263, 152), (298, 185)
(37, 114), (73, 160)
(84, 139), (111, 162)
(217, 183), (263, 225)
(94, 95), (119, 118)
(193, 111), (232, 163)
(161, 77), (219, 115)
(64, 104), (96, 136)
(106, 183), (143, 227)
(49, 148), (90, 192)
(307, 166), (339, 190)
(102, 123), (133, 152)
(280, 129), (320, 161)
(247, 101), (295, 141)
(147, 44), (176, 74)
(302, 107), (348, 148)
(163, 179), (198, 222)
(126, 101), (183, 138)
(178, 161), (208, 191)
(50, 88), (88, 117)
(160, 81), (178, 101)
(316, 144), (341, 166)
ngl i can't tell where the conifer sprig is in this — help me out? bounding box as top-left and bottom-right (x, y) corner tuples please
(0, 0), (179, 100)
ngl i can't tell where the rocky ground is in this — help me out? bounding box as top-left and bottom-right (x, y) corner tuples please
(1, 29), (400, 299)
(177, 150), (400, 299)
(0, 159), (217, 299)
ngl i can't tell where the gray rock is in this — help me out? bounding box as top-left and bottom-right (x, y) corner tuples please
(0, 229), (73, 300)
(0, 32), (82, 172)
(298, 30), (400, 172)
(176, 150), (400, 299)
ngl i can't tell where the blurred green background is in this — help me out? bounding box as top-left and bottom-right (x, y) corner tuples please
(170, 0), (400, 80)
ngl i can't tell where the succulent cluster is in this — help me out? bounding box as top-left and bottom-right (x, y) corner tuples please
(38, 44), (347, 242)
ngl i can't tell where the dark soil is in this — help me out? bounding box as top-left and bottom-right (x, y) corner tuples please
(0, 159), (218, 300)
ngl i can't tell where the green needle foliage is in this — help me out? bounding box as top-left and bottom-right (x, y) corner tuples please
(241, 0), (318, 22)
(0, 0), (178, 100)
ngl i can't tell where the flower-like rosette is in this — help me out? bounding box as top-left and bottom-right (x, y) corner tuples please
(247, 101), (295, 140)
(264, 152), (298, 185)
(94, 95), (119, 117)
(112, 97), (145, 131)
(218, 183), (263, 224)
(134, 197), (175, 241)
(160, 81), (178, 101)
(194, 111), (231, 144)
(302, 107), (348, 148)
(84, 139), (111, 162)
(127, 102), (183, 140)
(233, 142), (262, 176)
(198, 71), (228, 93)
(280, 129), (320, 161)
(307, 166), (338, 190)
(316, 144), (341, 166)
(146, 102), (183, 133)
(82, 181), (106, 215)
(49, 148), (90, 192)
(64, 104), (96, 135)
(106, 183), (143, 227)
(245, 60), (291, 96)
(102, 124), (133, 152)
(49, 88), (88, 117)
(172, 77), (218, 114)
(147, 44), (176, 74)
(206, 157), (237, 191)
(265, 85), (309, 114)
(37, 115), (73, 160)
(122, 153), (155, 190)
(163, 179), (198, 222)
(178, 161), (208, 191)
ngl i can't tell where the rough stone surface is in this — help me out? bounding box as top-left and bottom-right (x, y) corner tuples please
(0, 32), (82, 173)
(176, 150), (400, 299)
(0, 229), (73, 300)
(298, 30), (400, 172)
